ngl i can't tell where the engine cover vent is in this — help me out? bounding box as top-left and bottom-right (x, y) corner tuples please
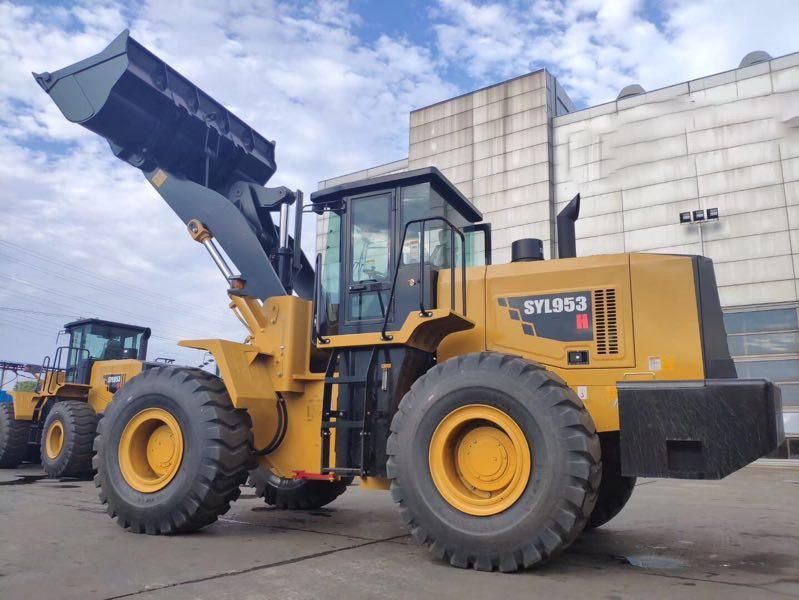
(594, 289), (619, 355)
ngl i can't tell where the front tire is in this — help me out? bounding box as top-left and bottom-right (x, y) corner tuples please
(387, 352), (601, 572)
(0, 403), (30, 468)
(94, 367), (253, 534)
(41, 401), (97, 479)
(249, 465), (349, 509)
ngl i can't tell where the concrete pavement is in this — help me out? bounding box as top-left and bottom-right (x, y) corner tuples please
(0, 464), (797, 599)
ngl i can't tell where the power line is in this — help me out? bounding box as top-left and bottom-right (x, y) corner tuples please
(0, 273), (233, 342)
(0, 314), (206, 366)
(0, 306), (191, 346)
(0, 306), (81, 319)
(0, 316), (58, 339)
(0, 248), (232, 329)
(0, 240), (228, 316)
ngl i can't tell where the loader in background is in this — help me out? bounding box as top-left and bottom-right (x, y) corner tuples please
(33, 30), (784, 572)
(0, 318), (150, 478)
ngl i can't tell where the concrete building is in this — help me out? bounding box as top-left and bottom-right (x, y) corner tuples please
(317, 51), (799, 458)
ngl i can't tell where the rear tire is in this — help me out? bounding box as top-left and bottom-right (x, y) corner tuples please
(249, 465), (349, 509)
(388, 352), (601, 572)
(94, 367), (253, 534)
(41, 401), (97, 479)
(587, 432), (636, 529)
(0, 403), (30, 468)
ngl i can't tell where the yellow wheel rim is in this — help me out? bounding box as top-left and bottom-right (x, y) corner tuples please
(429, 404), (531, 516)
(119, 408), (184, 493)
(45, 420), (64, 460)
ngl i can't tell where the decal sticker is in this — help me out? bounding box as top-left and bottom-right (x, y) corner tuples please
(648, 357), (662, 372)
(498, 291), (593, 342)
(577, 386), (588, 400)
(104, 373), (125, 393)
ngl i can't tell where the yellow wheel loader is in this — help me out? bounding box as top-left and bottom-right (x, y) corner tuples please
(33, 31), (784, 571)
(1, 318), (150, 478)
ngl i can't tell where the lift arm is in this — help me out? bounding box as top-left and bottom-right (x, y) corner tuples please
(33, 29), (314, 301)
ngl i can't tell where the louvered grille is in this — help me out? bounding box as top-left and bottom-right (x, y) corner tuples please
(594, 289), (619, 355)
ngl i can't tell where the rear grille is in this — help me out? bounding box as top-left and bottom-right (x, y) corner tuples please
(594, 289), (619, 355)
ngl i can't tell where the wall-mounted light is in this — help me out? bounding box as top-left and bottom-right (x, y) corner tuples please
(678, 208), (719, 224)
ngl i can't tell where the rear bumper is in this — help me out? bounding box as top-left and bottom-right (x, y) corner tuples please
(618, 379), (784, 479)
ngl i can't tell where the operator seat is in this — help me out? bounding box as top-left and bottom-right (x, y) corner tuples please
(102, 340), (125, 360)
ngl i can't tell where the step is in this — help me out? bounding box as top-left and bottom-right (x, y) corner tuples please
(321, 420), (365, 430)
(324, 375), (368, 384)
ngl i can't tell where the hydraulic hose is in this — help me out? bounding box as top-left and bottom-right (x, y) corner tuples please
(252, 395), (288, 456)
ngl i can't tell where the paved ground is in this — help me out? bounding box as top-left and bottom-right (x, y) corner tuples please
(0, 464), (797, 599)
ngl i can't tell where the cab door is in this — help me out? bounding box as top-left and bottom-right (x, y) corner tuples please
(342, 190), (394, 333)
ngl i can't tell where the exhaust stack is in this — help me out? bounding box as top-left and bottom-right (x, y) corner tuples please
(556, 194), (580, 259)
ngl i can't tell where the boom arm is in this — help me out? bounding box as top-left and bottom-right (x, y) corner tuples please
(33, 29), (314, 300)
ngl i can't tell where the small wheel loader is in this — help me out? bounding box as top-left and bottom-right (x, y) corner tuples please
(32, 31), (784, 571)
(0, 318), (150, 478)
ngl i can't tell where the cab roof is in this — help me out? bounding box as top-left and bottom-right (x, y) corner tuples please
(310, 167), (483, 223)
(64, 318), (151, 336)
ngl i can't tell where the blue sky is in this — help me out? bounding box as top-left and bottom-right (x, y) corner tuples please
(1, 0), (798, 368)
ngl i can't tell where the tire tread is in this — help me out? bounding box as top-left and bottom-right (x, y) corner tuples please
(386, 351), (601, 572)
(94, 366), (251, 534)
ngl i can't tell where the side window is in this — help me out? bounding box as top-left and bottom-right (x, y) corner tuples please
(464, 226), (489, 267)
(320, 211), (342, 333)
(348, 193), (391, 321)
(401, 183), (460, 268)
(350, 194), (390, 282)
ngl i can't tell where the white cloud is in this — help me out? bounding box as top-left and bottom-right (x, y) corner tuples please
(433, 0), (799, 107)
(0, 0), (456, 364)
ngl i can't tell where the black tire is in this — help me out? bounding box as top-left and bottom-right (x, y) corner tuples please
(94, 367), (253, 534)
(41, 401), (97, 479)
(587, 432), (636, 529)
(387, 352), (601, 572)
(0, 403), (30, 468)
(249, 465), (349, 509)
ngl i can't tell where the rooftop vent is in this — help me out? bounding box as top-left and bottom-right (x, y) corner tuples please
(617, 84), (645, 100)
(739, 50), (772, 68)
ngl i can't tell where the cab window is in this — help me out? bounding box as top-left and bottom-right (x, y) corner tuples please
(348, 192), (391, 321)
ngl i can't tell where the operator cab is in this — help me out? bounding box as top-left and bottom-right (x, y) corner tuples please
(62, 318), (151, 384)
(310, 167), (490, 337)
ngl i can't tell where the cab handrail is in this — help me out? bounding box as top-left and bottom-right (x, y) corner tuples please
(380, 216), (466, 341)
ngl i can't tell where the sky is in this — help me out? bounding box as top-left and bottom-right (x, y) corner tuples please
(1, 0), (798, 375)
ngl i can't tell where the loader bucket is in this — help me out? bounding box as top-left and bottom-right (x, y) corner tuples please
(33, 29), (276, 191)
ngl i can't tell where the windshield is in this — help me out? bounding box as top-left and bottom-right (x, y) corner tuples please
(69, 324), (146, 361)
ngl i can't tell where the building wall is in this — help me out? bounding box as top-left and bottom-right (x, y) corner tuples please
(552, 53), (799, 308)
(406, 70), (570, 264)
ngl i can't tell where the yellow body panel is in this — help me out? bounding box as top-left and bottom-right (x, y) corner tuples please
(11, 390), (37, 420)
(174, 252), (707, 478)
(438, 253), (706, 433)
(323, 308), (475, 352)
(9, 359), (144, 422)
(87, 359), (145, 414)
(181, 298), (329, 479)
(183, 292), (485, 479)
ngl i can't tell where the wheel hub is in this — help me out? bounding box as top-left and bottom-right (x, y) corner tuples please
(456, 426), (516, 492)
(119, 408), (184, 493)
(45, 420), (64, 460)
(429, 404), (531, 516)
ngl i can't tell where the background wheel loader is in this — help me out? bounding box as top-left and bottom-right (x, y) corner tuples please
(33, 30), (784, 571)
(1, 318), (149, 478)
